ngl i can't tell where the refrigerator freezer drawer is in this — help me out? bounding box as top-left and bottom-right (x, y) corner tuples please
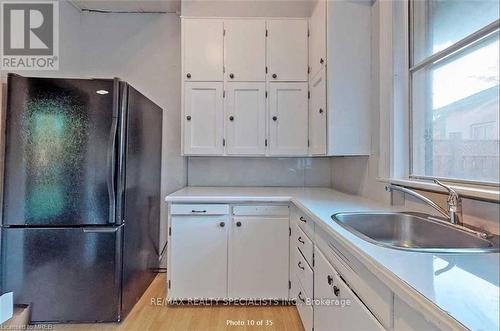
(0, 226), (122, 323)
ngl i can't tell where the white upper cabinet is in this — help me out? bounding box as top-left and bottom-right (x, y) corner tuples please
(183, 19), (224, 81)
(309, 69), (327, 155)
(183, 82), (224, 155)
(326, 1), (371, 155)
(269, 83), (309, 155)
(267, 20), (308, 82)
(225, 83), (267, 155)
(308, 0), (326, 79)
(224, 20), (266, 82)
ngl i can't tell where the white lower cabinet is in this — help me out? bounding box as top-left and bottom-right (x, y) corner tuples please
(168, 204), (289, 300)
(229, 215), (289, 299)
(169, 214), (229, 299)
(314, 247), (385, 331)
(296, 280), (314, 331)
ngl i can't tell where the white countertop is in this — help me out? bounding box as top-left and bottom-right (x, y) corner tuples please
(166, 187), (500, 331)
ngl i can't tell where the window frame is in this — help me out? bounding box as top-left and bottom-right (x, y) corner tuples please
(408, 0), (500, 187)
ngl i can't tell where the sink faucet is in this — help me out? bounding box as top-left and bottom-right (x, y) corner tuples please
(385, 180), (463, 226)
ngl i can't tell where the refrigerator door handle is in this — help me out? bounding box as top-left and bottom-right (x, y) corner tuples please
(107, 81), (120, 224)
(83, 227), (119, 233)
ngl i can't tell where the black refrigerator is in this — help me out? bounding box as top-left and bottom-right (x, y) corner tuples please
(0, 74), (162, 323)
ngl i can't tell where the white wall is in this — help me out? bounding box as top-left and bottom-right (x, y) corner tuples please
(181, 0), (314, 17)
(80, 11), (187, 255)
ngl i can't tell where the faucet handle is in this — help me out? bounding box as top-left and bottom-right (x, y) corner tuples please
(433, 179), (461, 209)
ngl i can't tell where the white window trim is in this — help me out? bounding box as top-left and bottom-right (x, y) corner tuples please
(377, 0), (500, 202)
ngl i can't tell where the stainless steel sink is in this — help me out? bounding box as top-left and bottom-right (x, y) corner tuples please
(332, 212), (500, 253)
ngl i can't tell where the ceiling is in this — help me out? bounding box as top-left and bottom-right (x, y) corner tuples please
(71, 0), (181, 13)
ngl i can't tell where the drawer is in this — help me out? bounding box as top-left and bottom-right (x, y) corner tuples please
(315, 225), (393, 329)
(295, 210), (314, 239)
(295, 280), (313, 331)
(296, 226), (313, 267)
(295, 248), (313, 298)
(232, 205), (289, 216)
(170, 204), (229, 215)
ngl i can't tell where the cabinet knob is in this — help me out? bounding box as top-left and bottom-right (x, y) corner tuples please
(298, 261), (305, 270)
(299, 216), (307, 223)
(229, 116), (234, 121)
(186, 115), (191, 121)
(327, 275), (333, 285)
(229, 73), (234, 79)
(298, 236), (305, 244)
(186, 73), (191, 79)
(236, 221), (242, 227)
(219, 222), (225, 227)
(298, 291), (305, 303)
(272, 73), (277, 79)
(319, 108), (324, 114)
(320, 58), (324, 64)
(272, 116), (278, 121)
(333, 285), (340, 297)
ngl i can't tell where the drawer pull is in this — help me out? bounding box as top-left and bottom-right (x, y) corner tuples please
(298, 236), (305, 244)
(327, 275), (333, 285)
(219, 222), (225, 227)
(191, 210), (207, 213)
(298, 261), (305, 270)
(333, 285), (340, 297)
(299, 216), (307, 223)
(298, 291), (305, 303)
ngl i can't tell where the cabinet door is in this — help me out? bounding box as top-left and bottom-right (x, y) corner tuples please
(269, 83), (308, 155)
(267, 20), (308, 82)
(183, 82), (224, 155)
(225, 83), (266, 155)
(314, 248), (385, 331)
(224, 20), (266, 82)
(228, 217), (289, 299)
(309, 0), (326, 78)
(169, 216), (228, 299)
(183, 19), (223, 81)
(309, 69), (327, 155)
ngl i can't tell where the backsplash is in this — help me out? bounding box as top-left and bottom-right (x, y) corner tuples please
(187, 157), (332, 187)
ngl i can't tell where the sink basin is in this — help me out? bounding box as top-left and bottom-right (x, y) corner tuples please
(332, 212), (500, 253)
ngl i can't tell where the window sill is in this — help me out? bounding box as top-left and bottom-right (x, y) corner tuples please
(378, 178), (500, 203)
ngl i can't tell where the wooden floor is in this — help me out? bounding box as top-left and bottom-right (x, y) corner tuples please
(52, 274), (304, 331)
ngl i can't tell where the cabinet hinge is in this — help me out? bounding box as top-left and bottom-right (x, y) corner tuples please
(308, 91), (311, 99)
(308, 29), (310, 37)
(265, 29), (268, 37)
(223, 138), (226, 146)
(288, 280), (291, 289)
(265, 139), (268, 147)
(308, 139), (310, 147)
(223, 66), (225, 73)
(223, 29), (226, 36)
(265, 91), (268, 98)
(312, 252), (315, 267)
(168, 280), (171, 289)
(168, 227), (171, 236)
(223, 90), (226, 98)
(265, 66), (268, 74)
(289, 227), (291, 236)
(308, 66), (311, 74)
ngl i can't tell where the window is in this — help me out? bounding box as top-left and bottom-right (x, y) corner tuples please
(410, 0), (500, 185)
